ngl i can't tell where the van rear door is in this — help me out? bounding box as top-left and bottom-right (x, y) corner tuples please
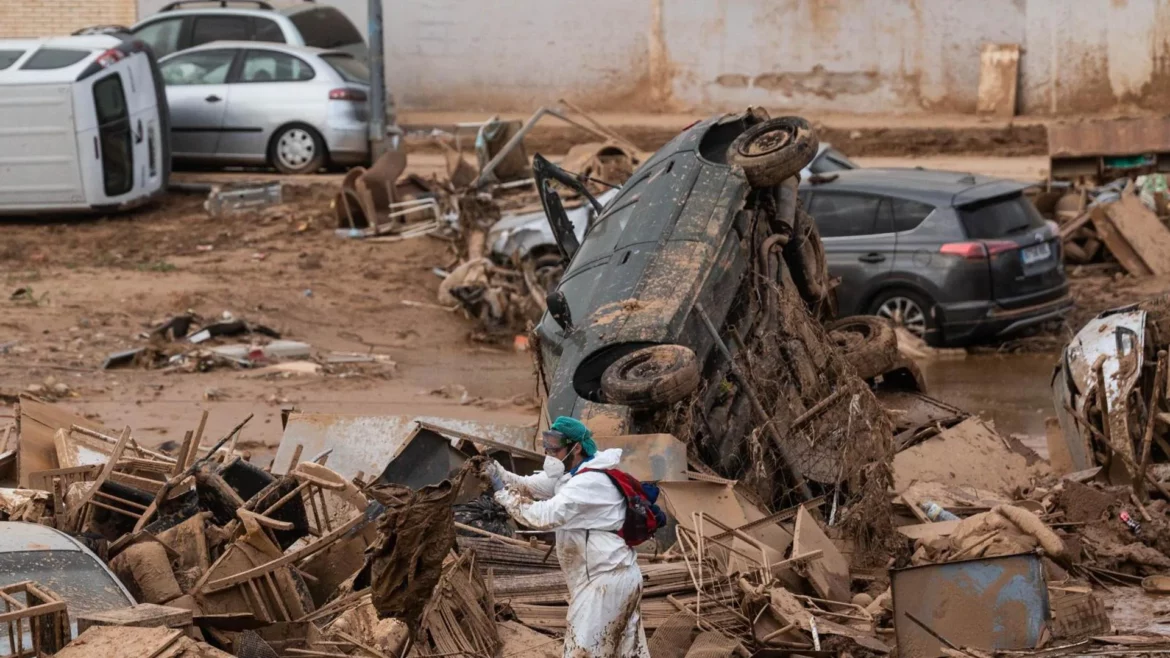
(0, 83), (87, 210)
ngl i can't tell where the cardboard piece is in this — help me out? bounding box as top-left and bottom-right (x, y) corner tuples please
(1046, 416), (1076, 477)
(892, 417), (1031, 497)
(18, 395), (111, 487)
(593, 434), (687, 482)
(792, 506), (850, 603)
(976, 43), (1020, 117)
(658, 481), (792, 574)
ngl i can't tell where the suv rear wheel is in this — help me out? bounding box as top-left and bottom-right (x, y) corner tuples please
(601, 344), (700, 409)
(868, 289), (937, 345)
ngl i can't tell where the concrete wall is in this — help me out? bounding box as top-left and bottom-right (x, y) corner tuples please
(4, 0), (137, 38)
(132, 0), (1170, 115)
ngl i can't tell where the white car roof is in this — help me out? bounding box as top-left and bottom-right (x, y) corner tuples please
(0, 35), (123, 84)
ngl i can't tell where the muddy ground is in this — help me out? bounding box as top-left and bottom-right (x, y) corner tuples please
(0, 153), (1164, 461)
(0, 183), (538, 456)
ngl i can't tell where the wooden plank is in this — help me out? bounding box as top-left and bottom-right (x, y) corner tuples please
(976, 43), (1020, 117)
(77, 604), (192, 634)
(895, 520), (962, 541)
(54, 429), (80, 469)
(792, 506), (850, 603)
(69, 426), (132, 531)
(1101, 188), (1170, 275)
(1089, 205), (1153, 276)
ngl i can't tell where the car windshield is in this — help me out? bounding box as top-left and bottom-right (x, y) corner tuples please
(0, 549), (132, 653)
(320, 54), (368, 83)
(958, 193), (1045, 239)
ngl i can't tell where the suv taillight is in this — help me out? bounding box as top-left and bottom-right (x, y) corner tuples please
(939, 240), (1017, 259)
(329, 88), (367, 102)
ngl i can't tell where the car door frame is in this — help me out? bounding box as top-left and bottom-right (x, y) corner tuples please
(806, 189), (898, 316)
(162, 47), (244, 159)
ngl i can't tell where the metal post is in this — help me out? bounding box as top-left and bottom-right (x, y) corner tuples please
(367, 0), (386, 159)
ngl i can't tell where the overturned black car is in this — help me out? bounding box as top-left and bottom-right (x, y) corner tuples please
(531, 109), (901, 520)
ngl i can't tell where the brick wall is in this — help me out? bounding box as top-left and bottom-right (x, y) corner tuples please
(1, 0), (137, 38)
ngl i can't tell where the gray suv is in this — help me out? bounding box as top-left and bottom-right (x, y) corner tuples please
(801, 168), (1072, 346)
(129, 1), (366, 60)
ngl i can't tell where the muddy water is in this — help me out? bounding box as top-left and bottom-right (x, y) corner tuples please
(916, 353), (1059, 458)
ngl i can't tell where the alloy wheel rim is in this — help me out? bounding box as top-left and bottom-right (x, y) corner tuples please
(877, 297), (927, 337)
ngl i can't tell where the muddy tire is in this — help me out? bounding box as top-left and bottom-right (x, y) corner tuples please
(727, 116), (819, 188)
(826, 316), (898, 380)
(601, 344), (700, 409)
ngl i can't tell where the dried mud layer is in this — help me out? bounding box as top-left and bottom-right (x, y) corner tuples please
(0, 184), (538, 454)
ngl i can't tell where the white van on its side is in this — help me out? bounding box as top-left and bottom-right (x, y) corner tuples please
(0, 35), (171, 215)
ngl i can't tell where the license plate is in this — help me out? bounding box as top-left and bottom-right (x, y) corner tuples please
(1021, 241), (1052, 265)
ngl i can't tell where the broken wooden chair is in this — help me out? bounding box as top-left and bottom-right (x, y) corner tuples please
(0, 581), (70, 658)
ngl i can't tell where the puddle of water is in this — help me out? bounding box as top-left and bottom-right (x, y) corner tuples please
(915, 353), (1059, 457)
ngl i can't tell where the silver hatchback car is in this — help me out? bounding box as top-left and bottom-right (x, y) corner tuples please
(158, 41), (390, 173)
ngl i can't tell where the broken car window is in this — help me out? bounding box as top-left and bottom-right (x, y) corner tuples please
(161, 49), (235, 85)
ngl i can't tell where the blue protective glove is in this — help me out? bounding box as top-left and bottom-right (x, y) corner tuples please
(489, 469), (505, 492)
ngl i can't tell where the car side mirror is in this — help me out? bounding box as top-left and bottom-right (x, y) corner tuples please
(547, 290), (573, 332)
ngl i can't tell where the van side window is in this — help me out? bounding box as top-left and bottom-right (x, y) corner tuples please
(890, 198), (934, 232)
(93, 74), (134, 196)
(240, 51), (314, 82)
(133, 18), (183, 58)
(808, 192), (881, 238)
(0, 50), (24, 70)
(22, 48), (88, 70)
(161, 50), (235, 85)
(191, 16), (250, 47)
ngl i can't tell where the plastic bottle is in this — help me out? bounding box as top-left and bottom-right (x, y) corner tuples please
(920, 500), (960, 522)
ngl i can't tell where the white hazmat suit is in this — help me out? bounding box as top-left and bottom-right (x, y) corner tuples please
(494, 448), (650, 658)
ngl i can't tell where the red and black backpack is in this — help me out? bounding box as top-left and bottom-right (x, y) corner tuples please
(579, 468), (668, 546)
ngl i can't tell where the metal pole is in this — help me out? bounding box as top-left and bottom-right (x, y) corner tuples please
(367, 0), (386, 159)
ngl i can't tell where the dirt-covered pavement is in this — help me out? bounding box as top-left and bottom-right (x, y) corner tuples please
(0, 183), (538, 455)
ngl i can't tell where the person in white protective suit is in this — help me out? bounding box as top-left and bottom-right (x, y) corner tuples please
(485, 416), (650, 658)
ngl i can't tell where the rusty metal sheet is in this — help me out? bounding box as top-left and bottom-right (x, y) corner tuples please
(271, 413), (536, 480)
(892, 553), (1049, 657)
(593, 433), (686, 482)
(1048, 116), (1170, 158)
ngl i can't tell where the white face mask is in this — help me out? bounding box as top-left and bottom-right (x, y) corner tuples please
(543, 455), (566, 479)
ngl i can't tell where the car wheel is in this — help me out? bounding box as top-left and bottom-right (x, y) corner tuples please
(601, 344), (700, 409)
(270, 125), (326, 175)
(726, 116), (819, 188)
(868, 289), (937, 345)
(826, 316), (898, 380)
